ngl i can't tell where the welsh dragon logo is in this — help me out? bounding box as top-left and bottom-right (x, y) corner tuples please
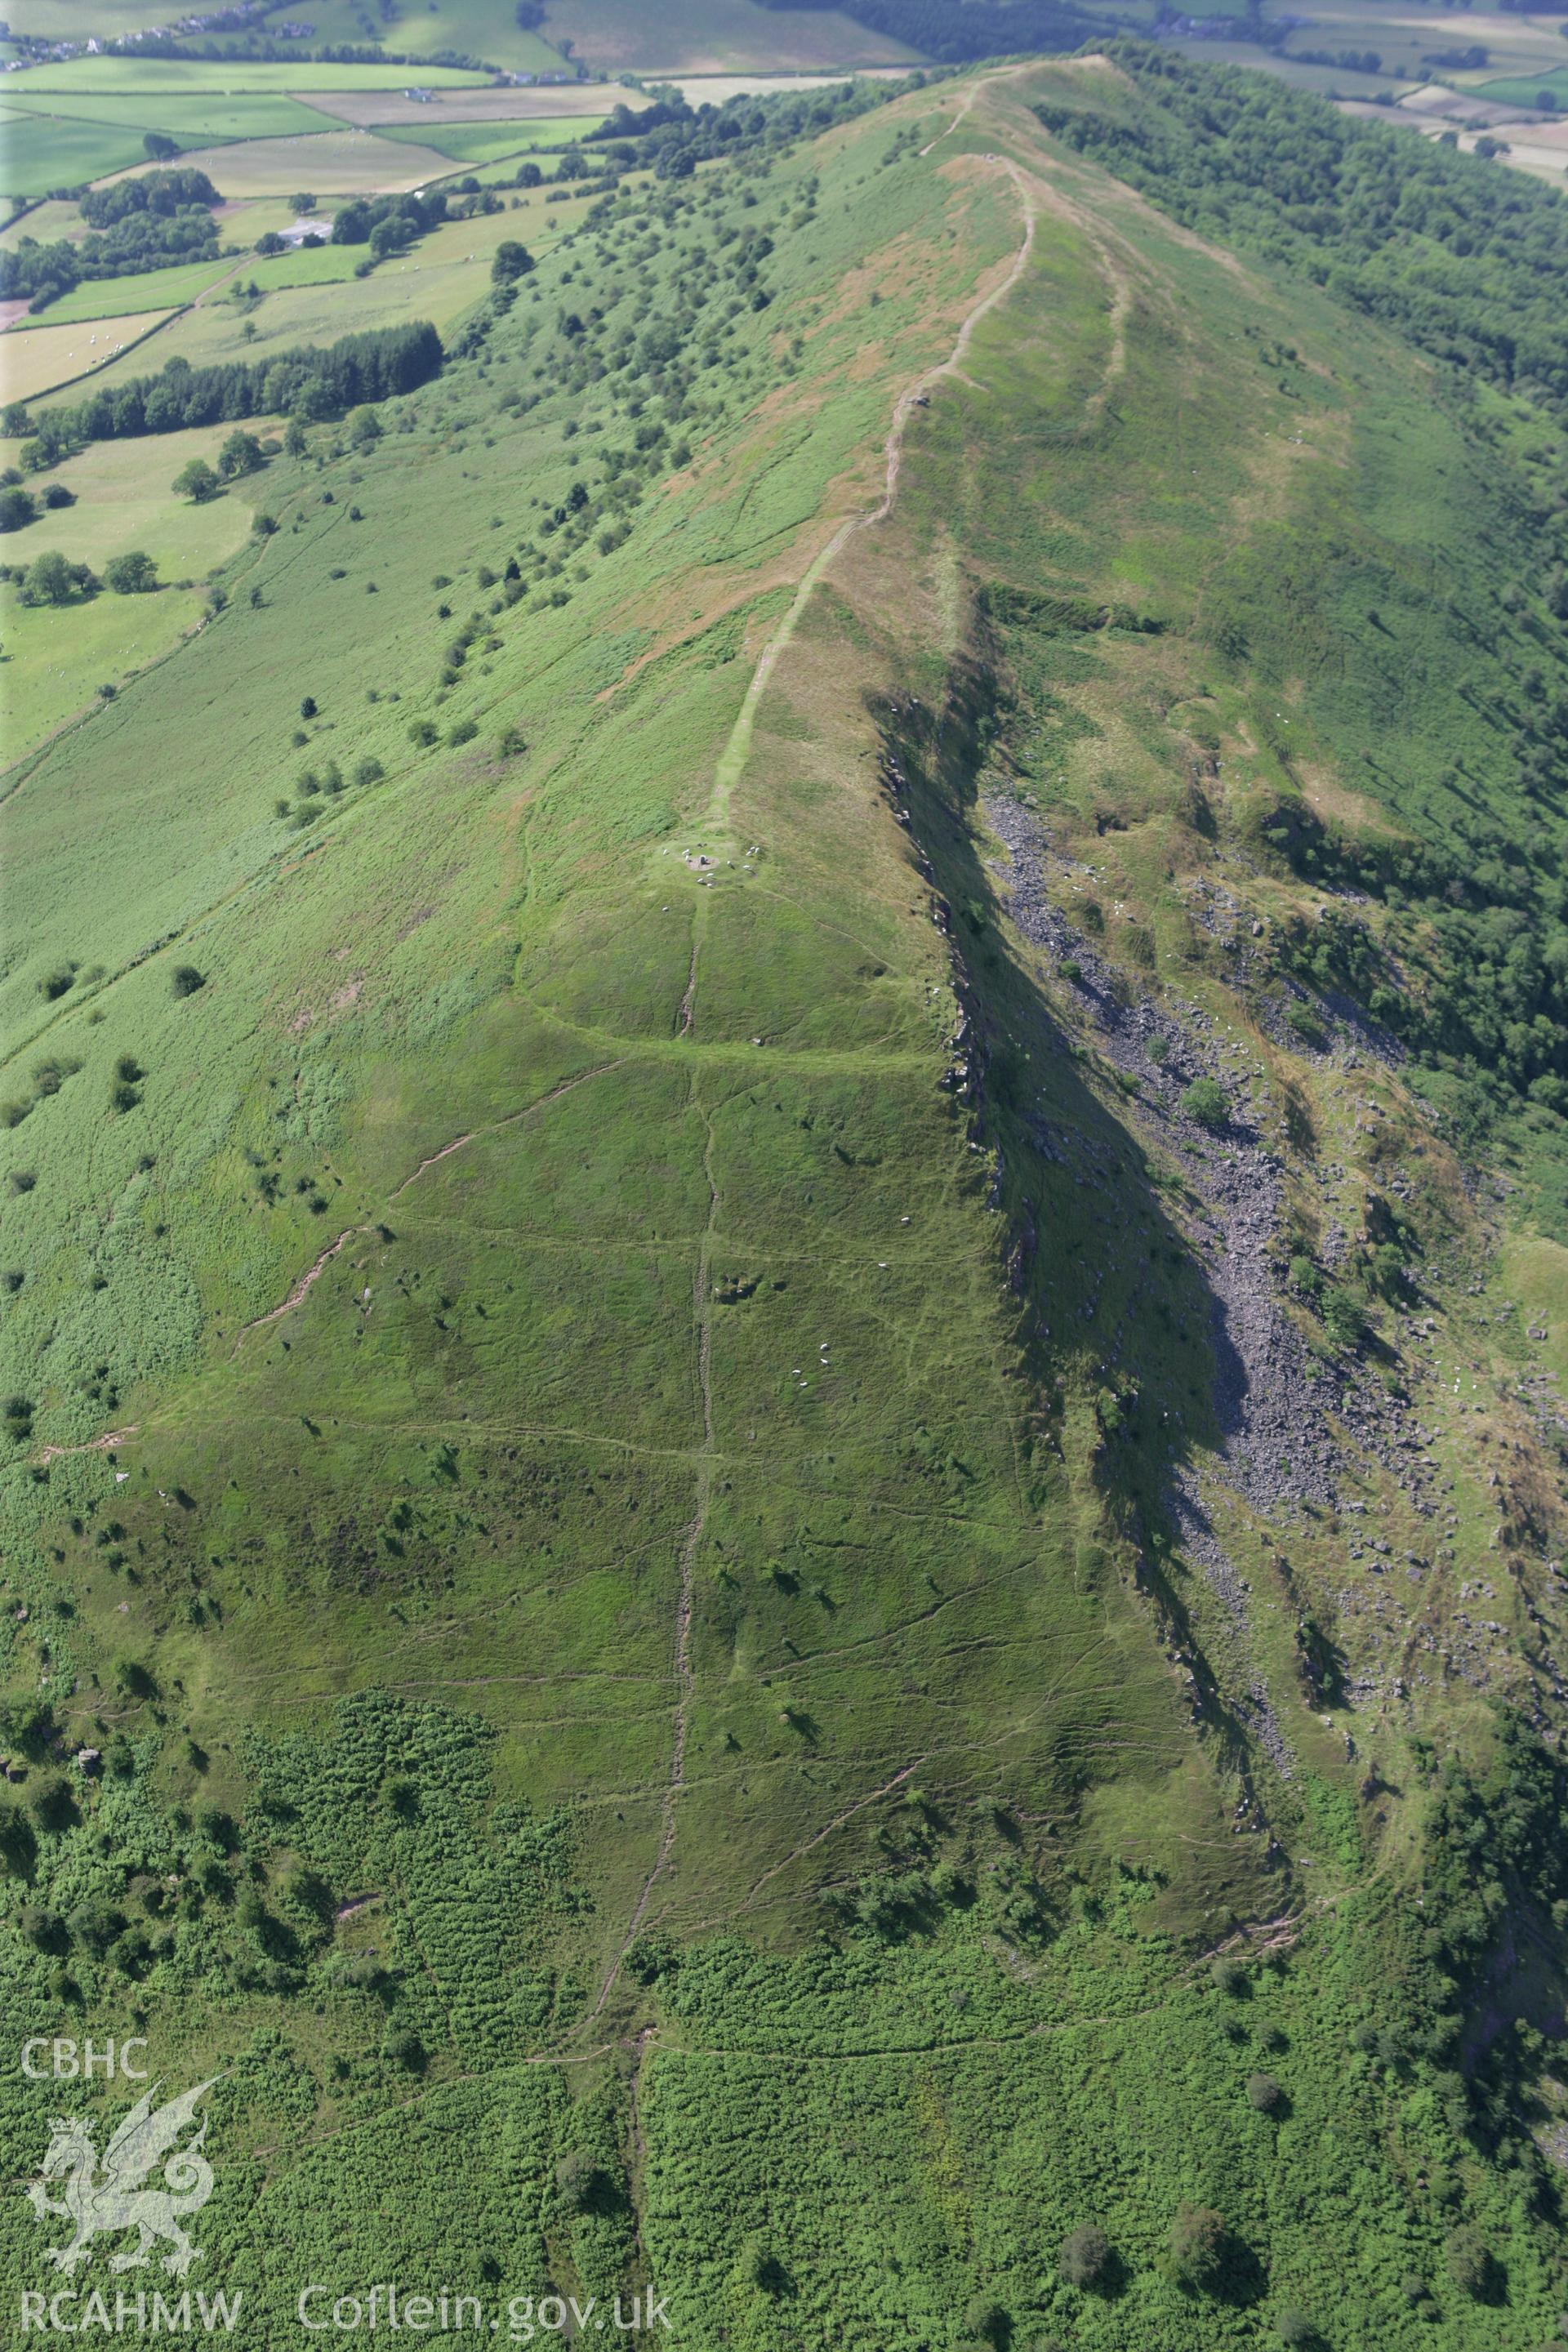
(23, 2078), (220, 2277)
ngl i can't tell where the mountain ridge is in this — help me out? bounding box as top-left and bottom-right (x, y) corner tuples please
(1, 54), (1566, 2348)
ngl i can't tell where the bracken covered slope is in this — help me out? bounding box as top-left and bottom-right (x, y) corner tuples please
(2, 57), (1566, 2351)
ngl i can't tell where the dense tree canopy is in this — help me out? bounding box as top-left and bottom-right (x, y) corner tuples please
(25, 322), (443, 467)
(585, 74), (923, 176)
(0, 169), (224, 310)
(1037, 47), (1568, 416)
(331, 188), (448, 252)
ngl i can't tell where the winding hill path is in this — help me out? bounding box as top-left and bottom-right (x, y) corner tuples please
(704, 151), (1039, 842)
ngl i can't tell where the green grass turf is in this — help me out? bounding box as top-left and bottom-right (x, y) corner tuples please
(0, 58), (1565, 2349)
(0, 88), (340, 192)
(12, 57), (490, 91)
(372, 112), (604, 164)
(1, 109), (205, 194)
(1473, 65), (1568, 108)
(11, 257), (237, 323)
(107, 126), (465, 198)
(0, 306), (172, 400)
(543, 0), (922, 72)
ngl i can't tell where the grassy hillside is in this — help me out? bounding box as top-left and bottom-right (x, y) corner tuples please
(2, 53), (1566, 2352)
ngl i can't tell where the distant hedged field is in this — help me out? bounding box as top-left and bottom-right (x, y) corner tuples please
(0, 170), (225, 309)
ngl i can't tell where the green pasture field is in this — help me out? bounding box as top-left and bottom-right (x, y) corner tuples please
(24, 419), (270, 578)
(1260, 0), (1568, 82)
(0, 421), (269, 758)
(246, 240), (364, 288)
(2, 88), (334, 138)
(30, 185), (612, 405)
(9, 256), (236, 323)
(1188, 45), (1409, 97)
(2, 91), (345, 193)
(102, 126), (454, 197)
(302, 83), (643, 127)
(1074, 0), (1568, 91)
(2, 580), (208, 755)
(364, 4), (562, 71)
(1475, 64), (1568, 105)
(1, 108), (189, 194)
(219, 194), (305, 241)
(1, 305), (172, 401)
(542, 0), (921, 73)
(12, 57), (490, 92)
(0, 196), (89, 250)
(2, 0), (170, 34)
(2, 88), (340, 194)
(373, 112), (604, 164)
(659, 65), (918, 102)
(237, 0), (565, 69)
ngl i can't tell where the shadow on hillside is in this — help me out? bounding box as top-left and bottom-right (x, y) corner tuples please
(872, 644), (1290, 1811)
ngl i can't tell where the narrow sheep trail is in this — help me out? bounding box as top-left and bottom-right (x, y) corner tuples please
(581, 1091), (718, 2029)
(569, 145), (1043, 2036)
(231, 1062), (619, 1352)
(918, 61), (1021, 157)
(36, 1425), (140, 1468)
(703, 152), (1038, 841)
(234, 1223), (361, 1348)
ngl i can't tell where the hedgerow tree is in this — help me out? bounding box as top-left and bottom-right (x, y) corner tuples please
(172, 457), (220, 503)
(1322, 1288), (1366, 1351)
(104, 551), (158, 595)
(28, 1773), (74, 1834)
(218, 430), (265, 479)
(492, 240), (536, 287)
(0, 1796), (35, 1873)
(21, 550), (93, 605)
